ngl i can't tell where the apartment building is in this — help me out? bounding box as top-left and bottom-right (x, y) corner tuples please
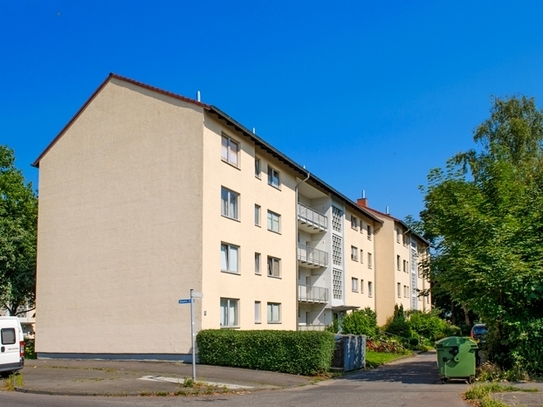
(356, 199), (431, 326)
(33, 74), (387, 360)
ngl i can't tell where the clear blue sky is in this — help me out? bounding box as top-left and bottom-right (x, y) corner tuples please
(2, 1), (543, 220)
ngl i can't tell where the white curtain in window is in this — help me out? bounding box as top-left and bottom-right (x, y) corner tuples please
(229, 140), (238, 165)
(228, 300), (236, 325)
(221, 136), (228, 161)
(229, 193), (237, 218)
(229, 246), (238, 272)
(220, 244), (228, 271)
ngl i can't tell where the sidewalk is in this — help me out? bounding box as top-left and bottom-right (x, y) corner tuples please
(13, 359), (316, 396)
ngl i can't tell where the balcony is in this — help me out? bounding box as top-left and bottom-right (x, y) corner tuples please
(298, 284), (329, 304)
(298, 244), (328, 268)
(298, 203), (328, 233)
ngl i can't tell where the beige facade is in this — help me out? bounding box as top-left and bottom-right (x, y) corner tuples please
(33, 74), (427, 360)
(356, 199), (431, 326)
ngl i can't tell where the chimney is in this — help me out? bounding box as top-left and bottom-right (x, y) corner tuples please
(357, 198), (368, 208)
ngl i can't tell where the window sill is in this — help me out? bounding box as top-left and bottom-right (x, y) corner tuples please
(267, 275), (282, 279)
(267, 321), (282, 324)
(221, 270), (240, 275)
(221, 159), (241, 170)
(267, 183), (281, 191)
(267, 229), (281, 235)
(221, 215), (241, 223)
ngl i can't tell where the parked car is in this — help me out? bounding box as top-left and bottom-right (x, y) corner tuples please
(470, 323), (487, 343)
(0, 317), (25, 376)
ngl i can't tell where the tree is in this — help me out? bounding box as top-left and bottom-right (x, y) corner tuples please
(420, 96), (543, 374)
(0, 145), (37, 316)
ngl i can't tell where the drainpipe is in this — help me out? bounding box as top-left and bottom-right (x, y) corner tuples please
(295, 169), (310, 330)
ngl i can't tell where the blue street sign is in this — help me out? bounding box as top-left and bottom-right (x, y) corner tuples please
(178, 298), (192, 304)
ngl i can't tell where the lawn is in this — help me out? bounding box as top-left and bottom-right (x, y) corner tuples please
(365, 350), (412, 368)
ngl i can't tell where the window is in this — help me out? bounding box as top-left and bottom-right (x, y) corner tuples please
(351, 246), (358, 261)
(396, 228), (401, 243)
(403, 260), (408, 273)
(255, 301), (261, 323)
(220, 243), (239, 274)
(368, 281), (373, 298)
(397, 255), (401, 271)
(351, 278), (358, 292)
(397, 283), (401, 298)
(255, 253), (261, 275)
(367, 225), (372, 240)
(221, 187), (239, 220)
(360, 279), (364, 294)
(367, 252), (372, 269)
(267, 302), (281, 323)
(267, 256), (281, 277)
(220, 298), (238, 327)
(360, 249), (364, 263)
(1, 328), (15, 345)
(403, 234), (409, 246)
(351, 215), (358, 230)
(221, 134), (239, 166)
(254, 205), (261, 226)
(267, 166), (280, 188)
(255, 158), (261, 178)
(267, 210), (281, 233)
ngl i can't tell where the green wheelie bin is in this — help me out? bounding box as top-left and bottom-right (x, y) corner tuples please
(435, 336), (478, 383)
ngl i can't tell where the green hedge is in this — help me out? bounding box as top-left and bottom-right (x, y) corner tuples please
(197, 329), (336, 375)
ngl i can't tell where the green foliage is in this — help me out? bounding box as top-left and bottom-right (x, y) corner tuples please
(340, 307), (378, 337)
(325, 313), (339, 334)
(196, 330), (336, 375)
(0, 145), (37, 316)
(24, 338), (36, 359)
(420, 96), (543, 375)
(407, 309), (459, 342)
(384, 305), (413, 339)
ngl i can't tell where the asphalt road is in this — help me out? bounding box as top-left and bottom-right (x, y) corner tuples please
(0, 352), (470, 407)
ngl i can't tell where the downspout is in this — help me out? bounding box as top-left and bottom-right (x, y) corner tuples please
(294, 169), (310, 330)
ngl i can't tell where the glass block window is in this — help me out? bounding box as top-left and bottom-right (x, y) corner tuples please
(332, 235), (342, 266)
(332, 206), (342, 232)
(333, 269), (343, 299)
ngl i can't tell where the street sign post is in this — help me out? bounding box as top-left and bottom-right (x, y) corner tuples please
(179, 289), (203, 381)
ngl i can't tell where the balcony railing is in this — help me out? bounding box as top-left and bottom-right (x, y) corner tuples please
(298, 244), (328, 268)
(298, 284), (329, 303)
(297, 203), (328, 232)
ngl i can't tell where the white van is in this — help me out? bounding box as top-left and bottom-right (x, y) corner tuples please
(0, 317), (24, 376)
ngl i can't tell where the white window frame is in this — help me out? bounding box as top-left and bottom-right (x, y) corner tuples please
(351, 246), (358, 261)
(221, 134), (239, 167)
(368, 252), (372, 269)
(360, 279), (364, 294)
(255, 252), (261, 275)
(351, 277), (358, 292)
(368, 281), (373, 298)
(367, 225), (372, 240)
(255, 157), (261, 178)
(267, 302), (281, 323)
(255, 301), (261, 324)
(397, 283), (401, 298)
(267, 210), (281, 233)
(397, 255), (401, 271)
(221, 187), (239, 220)
(267, 166), (280, 188)
(254, 204), (261, 226)
(267, 256), (281, 278)
(351, 216), (358, 230)
(360, 249), (363, 263)
(220, 243), (239, 274)
(220, 297), (239, 327)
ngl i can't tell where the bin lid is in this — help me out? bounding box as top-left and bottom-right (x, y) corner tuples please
(435, 336), (478, 349)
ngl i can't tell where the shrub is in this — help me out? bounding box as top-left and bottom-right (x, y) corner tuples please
(341, 308), (378, 337)
(197, 330), (336, 375)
